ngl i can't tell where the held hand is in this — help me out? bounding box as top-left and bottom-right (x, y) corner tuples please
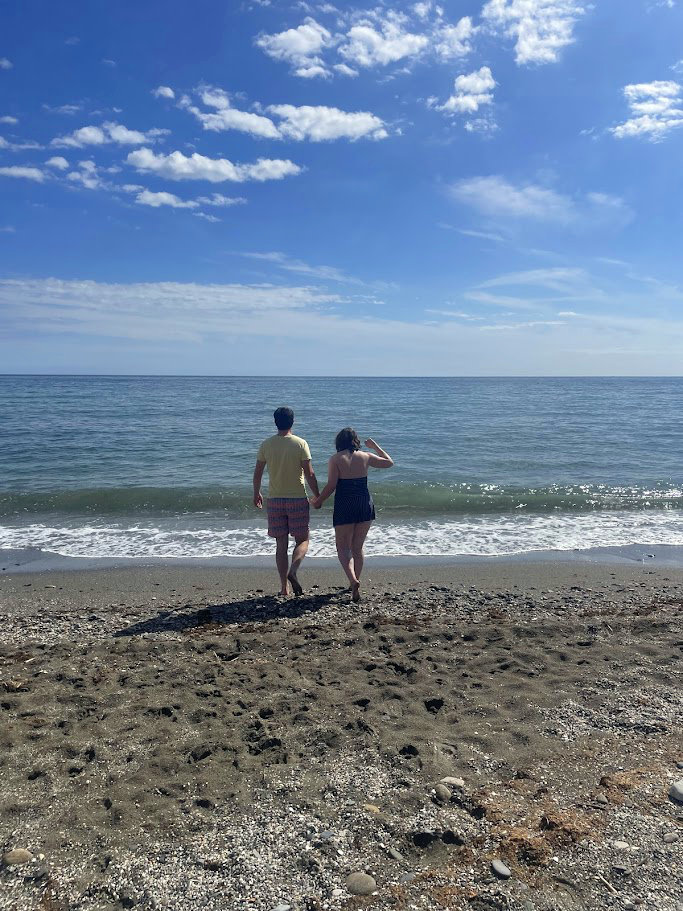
(310, 496), (322, 509)
(253, 493), (263, 509)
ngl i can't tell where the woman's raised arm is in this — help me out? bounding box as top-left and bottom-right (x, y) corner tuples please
(365, 437), (393, 468)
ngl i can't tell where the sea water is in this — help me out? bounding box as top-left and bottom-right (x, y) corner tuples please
(1, 376), (682, 561)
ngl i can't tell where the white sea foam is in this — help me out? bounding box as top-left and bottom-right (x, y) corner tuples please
(1, 510), (682, 559)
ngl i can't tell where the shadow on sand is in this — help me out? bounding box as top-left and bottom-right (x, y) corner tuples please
(114, 589), (346, 638)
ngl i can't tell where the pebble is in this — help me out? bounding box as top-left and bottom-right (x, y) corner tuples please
(398, 872), (416, 884)
(668, 779), (683, 804)
(613, 840), (630, 851)
(676, 761), (683, 770)
(662, 832), (678, 844)
(434, 784), (451, 803)
(273, 905), (291, 911)
(363, 803), (381, 814)
(623, 902), (636, 910)
(440, 776), (465, 789)
(387, 847), (404, 861)
(346, 872), (377, 895)
(491, 859), (512, 880)
(595, 794), (609, 805)
(2, 849), (34, 866)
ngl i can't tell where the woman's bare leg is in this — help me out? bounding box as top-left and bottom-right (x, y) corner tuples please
(351, 521), (372, 581)
(335, 524), (358, 588)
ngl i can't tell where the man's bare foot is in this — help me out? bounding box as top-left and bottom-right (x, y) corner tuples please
(287, 573), (303, 597)
(351, 581), (361, 603)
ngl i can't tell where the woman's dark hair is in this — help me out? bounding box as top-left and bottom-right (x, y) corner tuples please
(336, 427), (361, 452)
(274, 406), (294, 431)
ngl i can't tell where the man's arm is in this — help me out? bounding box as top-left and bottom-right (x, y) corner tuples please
(313, 456), (339, 507)
(302, 459), (320, 498)
(253, 460), (266, 508)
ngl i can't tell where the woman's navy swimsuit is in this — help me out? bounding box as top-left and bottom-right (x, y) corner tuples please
(333, 476), (376, 527)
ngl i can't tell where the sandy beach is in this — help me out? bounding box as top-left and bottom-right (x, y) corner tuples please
(1, 560), (682, 911)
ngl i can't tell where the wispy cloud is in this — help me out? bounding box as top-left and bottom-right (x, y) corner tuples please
(450, 175), (633, 227)
(238, 250), (360, 284)
(0, 58), (12, 70)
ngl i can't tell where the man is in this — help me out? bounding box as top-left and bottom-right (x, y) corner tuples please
(253, 406), (320, 596)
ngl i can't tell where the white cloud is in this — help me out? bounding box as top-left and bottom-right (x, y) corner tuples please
(67, 160), (104, 190)
(0, 225), (16, 233)
(482, 0), (586, 65)
(183, 88), (387, 141)
(333, 63), (358, 76)
(126, 148), (302, 183)
(46, 156), (69, 170)
(434, 66), (495, 114)
(611, 80), (683, 141)
(0, 115), (18, 124)
(339, 19), (429, 68)
(102, 58), (116, 67)
(52, 122), (167, 148)
(152, 85), (175, 100)
(193, 212), (221, 223)
(0, 58), (12, 70)
(432, 18), (477, 59)
(135, 189), (198, 209)
(183, 88), (280, 138)
(255, 17), (333, 78)
(267, 104), (388, 140)
(0, 165), (45, 181)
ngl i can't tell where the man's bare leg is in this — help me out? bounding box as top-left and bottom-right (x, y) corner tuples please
(275, 534), (290, 596)
(288, 534), (308, 596)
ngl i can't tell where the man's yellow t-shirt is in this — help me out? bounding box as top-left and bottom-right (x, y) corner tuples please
(257, 433), (311, 498)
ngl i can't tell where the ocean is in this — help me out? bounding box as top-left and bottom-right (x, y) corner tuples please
(1, 375), (682, 562)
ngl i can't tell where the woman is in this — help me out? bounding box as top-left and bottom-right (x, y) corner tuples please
(312, 429), (393, 602)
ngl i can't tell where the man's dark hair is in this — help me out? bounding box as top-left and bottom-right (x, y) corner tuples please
(336, 427), (361, 452)
(274, 406), (294, 431)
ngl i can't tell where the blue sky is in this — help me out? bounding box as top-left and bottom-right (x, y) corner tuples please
(1, 0), (682, 375)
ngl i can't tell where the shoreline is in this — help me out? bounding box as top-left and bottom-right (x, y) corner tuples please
(3, 541), (683, 575)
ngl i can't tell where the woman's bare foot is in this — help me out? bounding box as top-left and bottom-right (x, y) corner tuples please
(287, 573), (303, 597)
(351, 581), (361, 603)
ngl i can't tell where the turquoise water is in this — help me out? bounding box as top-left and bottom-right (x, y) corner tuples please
(1, 376), (682, 558)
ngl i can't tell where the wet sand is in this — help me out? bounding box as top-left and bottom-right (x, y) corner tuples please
(1, 561), (682, 911)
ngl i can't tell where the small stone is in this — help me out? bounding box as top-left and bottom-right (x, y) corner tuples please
(273, 905), (291, 911)
(434, 784), (451, 803)
(398, 872), (416, 884)
(663, 832), (678, 844)
(331, 889), (343, 898)
(387, 847), (404, 861)
(623, 902), (636, 910)
(669, 779), (683, 804)
(346, 872), (377, 895)
(613, 840), (630, 851)
(491, 859), (512, 880)
(2, 849), (34, 866)
(595, 794), (609, 805)
(440, 776), (465, 789)
(363, 803), (381, 814)
(676, 761), (683, 770)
